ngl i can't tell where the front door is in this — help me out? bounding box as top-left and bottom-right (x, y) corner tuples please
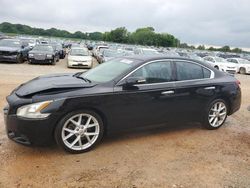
(109, 60), (178, 132)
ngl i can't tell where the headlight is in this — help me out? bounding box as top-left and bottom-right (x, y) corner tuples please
(17, 101), (53, 119)
(46, 54), (53, 58)
(29, 53), (34, 57)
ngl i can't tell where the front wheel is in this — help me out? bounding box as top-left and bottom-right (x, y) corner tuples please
(51, 58), (56, 65)
(17, 54), (24, 63)
(55, 110), (104, 153)
(203, 99), (228, 130)
(239, 67), (246, 74)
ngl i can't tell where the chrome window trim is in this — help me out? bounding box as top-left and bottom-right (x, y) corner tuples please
(116, 59), (215, 87)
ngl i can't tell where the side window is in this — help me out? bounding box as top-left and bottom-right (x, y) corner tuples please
(129, 61), (172, 84)
(175, 61), (210, 81)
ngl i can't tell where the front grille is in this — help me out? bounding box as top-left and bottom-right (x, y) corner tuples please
(227, 70), (236, 74)
(72, 64), (88, 67)
(34, 54), (46, 60)
(73, 60), (87, 62)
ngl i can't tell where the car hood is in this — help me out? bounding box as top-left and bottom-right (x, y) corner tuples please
(68, 55), (92, 61)
(30, 50), (53, 55)
(0, 46), (20, 52)
(15, 73), (96, 97)
(216, 62), (237, 67)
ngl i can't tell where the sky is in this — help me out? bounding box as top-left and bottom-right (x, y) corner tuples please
(0, 0), (249, 48)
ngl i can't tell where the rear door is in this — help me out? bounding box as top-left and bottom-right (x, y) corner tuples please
(171, 60), (216, 122)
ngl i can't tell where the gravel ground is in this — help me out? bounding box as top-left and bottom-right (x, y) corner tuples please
(0, 59), (249, 188)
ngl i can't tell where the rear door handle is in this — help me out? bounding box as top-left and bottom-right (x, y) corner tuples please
(204, 86), (216, 90)
(161, 90), (175, 95)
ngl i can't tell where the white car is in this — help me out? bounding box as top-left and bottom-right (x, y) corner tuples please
(226, 58), (250, 74)
(93, 45), (109, 57)
(134, 48), (160, 55)
(203, 56), (237, 74)
(67, 47), (93, 68)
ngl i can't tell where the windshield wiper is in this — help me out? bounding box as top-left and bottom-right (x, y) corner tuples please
(76, 76), (91, 83)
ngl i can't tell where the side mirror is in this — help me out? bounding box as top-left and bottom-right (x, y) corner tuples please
(123, 77), (146, 88)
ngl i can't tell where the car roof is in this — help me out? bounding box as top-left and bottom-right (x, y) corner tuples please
(122, 55), (210, 66)
(125, 55), (195, 61)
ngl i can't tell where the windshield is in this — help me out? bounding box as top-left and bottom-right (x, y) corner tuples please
(32, 45), (54, 52)
(70, 49), (89, 56)
(214, 57), (227, 62)
(81, 58), (136, 83)
(0, 40), (21, 47)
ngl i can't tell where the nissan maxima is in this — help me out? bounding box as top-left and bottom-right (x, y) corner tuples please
(4, 56), (241, 153)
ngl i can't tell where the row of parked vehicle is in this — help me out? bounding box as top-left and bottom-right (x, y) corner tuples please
(90, 42), (250, 75)
(0, 35), (250, 74)
(0, 37), (66, 65)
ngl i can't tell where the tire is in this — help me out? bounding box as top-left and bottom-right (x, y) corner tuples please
(203, 99), (228, 130)
(17, 54), (24, 64)
(214, 66), (219, 70)
(51, 58), (56, 65)
(54, 110), (104, 153)
(239, 67), (246, 74)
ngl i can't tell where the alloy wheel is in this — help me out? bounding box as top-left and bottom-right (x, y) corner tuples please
(208, 102), (227, 128)
(61, 113), (100, 151)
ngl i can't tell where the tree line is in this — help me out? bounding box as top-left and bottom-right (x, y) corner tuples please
(179, 43), (243, 53)
(0, 22), (243, 52)
(103, 27), (180, 47)
(0, 22), (179, 47)
(0, 22), (103, 40)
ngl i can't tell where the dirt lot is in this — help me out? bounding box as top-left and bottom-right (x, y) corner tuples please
(0, 59), (249, 188)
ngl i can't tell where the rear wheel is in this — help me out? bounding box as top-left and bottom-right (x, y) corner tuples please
(55, 110), (104, 153)
(214, 66), (219, 70)
(239, 67), (246, 74)
(203, 99), (228, 130)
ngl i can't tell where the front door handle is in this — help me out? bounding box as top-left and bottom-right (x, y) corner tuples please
(204, 86), (216, 90)
(161, 90), (175, 95)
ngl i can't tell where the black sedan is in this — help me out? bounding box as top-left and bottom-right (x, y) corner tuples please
(4, 56), (241, 153)
(0, 39), (30, 63)
(28, 44), (58, 65)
